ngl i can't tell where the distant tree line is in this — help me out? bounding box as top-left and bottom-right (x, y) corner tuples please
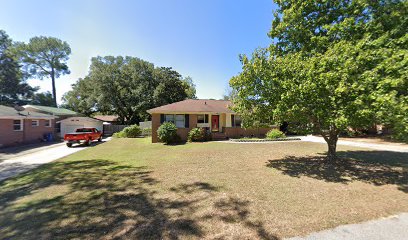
(62, 56), (196, 124)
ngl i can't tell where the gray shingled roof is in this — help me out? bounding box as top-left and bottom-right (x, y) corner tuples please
(0, 105), (55, 119)
(23, 105), (77, 115)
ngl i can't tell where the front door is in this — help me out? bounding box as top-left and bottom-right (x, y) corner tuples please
(211, 115), (219, 132)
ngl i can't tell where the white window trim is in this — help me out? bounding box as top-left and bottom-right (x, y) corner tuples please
(197, 114), (208, 124)
(32, 120), (39, 127)
(45, 119), (52, 127)
(13, 119), (23, 131)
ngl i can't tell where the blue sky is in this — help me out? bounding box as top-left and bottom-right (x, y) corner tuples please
(0, 0), (276, 103)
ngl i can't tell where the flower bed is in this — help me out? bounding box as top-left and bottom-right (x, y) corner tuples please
(230, 137), (301, 142)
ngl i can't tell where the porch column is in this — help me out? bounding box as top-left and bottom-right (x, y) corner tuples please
(226, 113), (232, 127)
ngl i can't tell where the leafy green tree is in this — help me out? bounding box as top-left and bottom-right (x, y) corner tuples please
(182, 76), (197, 99)
(153, 67), (190, 106)
(0, 30), (36, 104)
(62, 56), (196, 124)
(230, 0), (408, 160)
(17, 36), (71, 107)
(31, 91), (55, 106)
(61, 77), (97, 116)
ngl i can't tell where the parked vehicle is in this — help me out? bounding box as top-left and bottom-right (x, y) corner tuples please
(64, 128), (102, 147)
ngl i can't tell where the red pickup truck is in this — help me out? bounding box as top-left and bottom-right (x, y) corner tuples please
(64, 128), (103, 147)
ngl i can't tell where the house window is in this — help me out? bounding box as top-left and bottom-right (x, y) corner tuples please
(197, 114), (209, 123)
(235, 115), (242, 127)
(165, 114), (174, 123)
(13, 120), (23, 131)
(163, 114), (186, 128)
(32, 120), (39, 127)
(175, 115), (185, 128)
(45, 119), (51, 127)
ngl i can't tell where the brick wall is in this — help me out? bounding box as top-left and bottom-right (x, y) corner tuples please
(151, 114), (160, 143)
(24, 119), (55, 142)
(0, 119), (24, 147)
(151, 114), (198, 143)
(0, 119), (55, 148)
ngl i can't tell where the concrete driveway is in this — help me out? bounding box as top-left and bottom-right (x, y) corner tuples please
(0, 138), (110, 181)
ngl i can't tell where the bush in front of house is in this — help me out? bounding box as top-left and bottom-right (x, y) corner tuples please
(113, 124), (142, 138)
(188, 128), (206, 142)
(141, 128), (152, 136)
(157, 122), (180, 144)
(266, 129), (286, 139)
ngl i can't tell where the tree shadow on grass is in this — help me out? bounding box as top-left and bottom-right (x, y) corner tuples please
(0, 159), (279, 239)
(266, 151), (408, 193)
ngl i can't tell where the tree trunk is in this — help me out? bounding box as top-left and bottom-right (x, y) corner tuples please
(51, 68), (57, 107)
(323, 130), (339, 161)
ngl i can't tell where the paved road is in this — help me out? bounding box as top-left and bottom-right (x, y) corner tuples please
(287, 213), (408, 240)
(0, 138), (110, 181)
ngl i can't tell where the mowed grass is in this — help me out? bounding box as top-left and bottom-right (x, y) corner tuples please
(0, 138), (407, 239)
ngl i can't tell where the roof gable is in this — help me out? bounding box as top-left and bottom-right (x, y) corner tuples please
(147, 99), (235, 114)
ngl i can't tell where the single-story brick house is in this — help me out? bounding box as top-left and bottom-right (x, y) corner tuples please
(0, 105), (56, 148)
(147, 99), (275, 143)
(23, 104), (79, 137)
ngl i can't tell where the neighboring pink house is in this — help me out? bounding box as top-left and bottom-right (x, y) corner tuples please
(147, 99), (276, 143)
(0, 105), (56, 148)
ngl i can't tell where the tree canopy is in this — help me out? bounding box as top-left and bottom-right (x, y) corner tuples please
(17, 36), (71, 107)
(0, 30), (37, 104)
(62, 56), (196, 124)
(230, 0), (408, 160)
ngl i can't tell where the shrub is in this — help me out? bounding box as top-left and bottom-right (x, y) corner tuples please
(141, 128), (152, 136)
(266, 129), (286, 139)
(188, 128), (206, 142)
(157, 122), (179, 144)
(113, 124), (141, 138)
(112, 132), (123, 138)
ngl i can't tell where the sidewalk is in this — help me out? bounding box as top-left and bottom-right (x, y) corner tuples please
(287, 213), (408, 240)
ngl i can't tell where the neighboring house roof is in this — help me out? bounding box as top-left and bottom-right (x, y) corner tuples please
(147, 99), (235, 114)
(57, 116), (103, 123)
(23, 105), (78, 116)
(0, 105), (55, 119)
(93, 115), (119, 122)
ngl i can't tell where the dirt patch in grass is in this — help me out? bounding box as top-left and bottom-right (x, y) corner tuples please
(0, 139), (407, 239)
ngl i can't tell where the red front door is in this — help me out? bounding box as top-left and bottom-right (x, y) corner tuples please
(211, 115), (219, 132)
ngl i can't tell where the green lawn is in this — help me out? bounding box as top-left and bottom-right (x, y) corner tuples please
(1, 138), (407, 239)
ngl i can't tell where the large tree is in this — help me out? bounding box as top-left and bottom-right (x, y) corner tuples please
(0, 30), (36, 104)
(230, 0), (407, 160)
(62, 56), (196, 124)
(17, 36), (71, 107)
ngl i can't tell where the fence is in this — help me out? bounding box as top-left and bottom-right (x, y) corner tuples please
(139, 121), (152, 129)
(103, 124), (129, 136)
